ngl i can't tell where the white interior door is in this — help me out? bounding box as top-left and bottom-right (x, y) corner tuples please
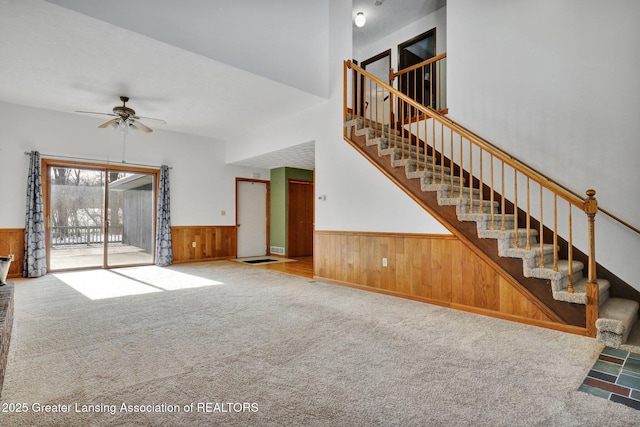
(237, 180), (267, 258)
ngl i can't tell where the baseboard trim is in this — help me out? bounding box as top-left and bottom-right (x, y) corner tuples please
(313, 275), (587, 336)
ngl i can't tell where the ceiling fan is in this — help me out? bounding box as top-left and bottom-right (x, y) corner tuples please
(76, 96), (166, 133)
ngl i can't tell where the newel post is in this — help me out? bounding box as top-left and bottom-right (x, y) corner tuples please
(584, 189), (599, 337)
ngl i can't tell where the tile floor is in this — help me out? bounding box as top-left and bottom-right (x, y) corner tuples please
(579, 346), (640, 410)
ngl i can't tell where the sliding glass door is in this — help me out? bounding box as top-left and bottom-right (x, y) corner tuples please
(49, 166), (106, 270)
(107, 171), (155, 267)
(47, 163), (157, 271)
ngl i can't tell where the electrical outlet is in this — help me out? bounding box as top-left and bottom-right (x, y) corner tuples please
(382, 257), (388, 267)
(221, 210), (226, 216)
(192, 242), (196, 248)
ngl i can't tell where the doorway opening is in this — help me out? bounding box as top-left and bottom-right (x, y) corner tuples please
(361, 49), (392, 125)
(398, 28), (436, 116)
(44, 160), (158, 271)
(236, 179), (270, 258)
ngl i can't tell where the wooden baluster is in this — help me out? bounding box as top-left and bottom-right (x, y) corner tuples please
(430, 63), (434, 108)
(469, 141), (474, 213)
(490, 154), (495, 230)
(440, 123), (445, 184)
(367, 78), (371, 130)
(413, 69), (417, 112)
(553, 194), (558, 271)
(400, 97), (405, 157)
(388, 91), (394, 149)
(450, 131), (455, 198)
(568, 206), (574, 293)
(459, 135), (464, 199)
(501, 162), (506, 231)
(526, 177), (531, 250)
(412, 117), (417, 167)
(343, 61), (348, 125)
(382, 86), (386, 143)
(438, 60), (442, 110)
(374, 82), (379, 138)
(539, 185), (544, 268)
(431, 119), (436, 183)
(584, 189), (598, 337)
(513, 172), (519, 248)
(479, 148), (484, 212)
(390, 92), (396, 150)
(423, 115), (428, 171)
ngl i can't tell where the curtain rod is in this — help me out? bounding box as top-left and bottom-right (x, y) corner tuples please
(23, 152), (172, 170)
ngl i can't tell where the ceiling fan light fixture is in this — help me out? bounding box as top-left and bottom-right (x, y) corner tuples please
(355, 12), (366, 27)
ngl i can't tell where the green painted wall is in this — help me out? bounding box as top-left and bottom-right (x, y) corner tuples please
(270, 167), (314, 255)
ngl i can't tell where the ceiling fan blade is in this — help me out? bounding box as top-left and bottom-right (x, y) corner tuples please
(133, 115), (167, 124)
(98, 118), (118, 128)
(76, 110), (118, 117)
(130, 121), (153, 133)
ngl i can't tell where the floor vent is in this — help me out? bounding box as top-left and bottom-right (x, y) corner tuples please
(270, 246), (285, 255)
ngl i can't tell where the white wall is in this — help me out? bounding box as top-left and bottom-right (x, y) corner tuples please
(447, 0), (640, 287)
(0, 101), (268, 228)
(314, 0), (449, 234)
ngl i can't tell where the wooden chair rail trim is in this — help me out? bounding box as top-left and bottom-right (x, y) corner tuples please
(390, 52), (447, 79)
(314, 275), (585, 335)
(342, 133), (565, 324)
(315, 230), (456, 240)
(171, 225), (237, 230)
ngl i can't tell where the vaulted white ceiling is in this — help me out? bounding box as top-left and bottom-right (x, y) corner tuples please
(0, 0), (443, 170)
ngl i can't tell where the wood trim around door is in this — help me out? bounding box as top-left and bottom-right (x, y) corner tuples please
(235, 178), (270, 258)
(42, 158), (160, 272)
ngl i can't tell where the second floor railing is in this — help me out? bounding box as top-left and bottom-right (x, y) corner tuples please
(390, 52), (447, 115)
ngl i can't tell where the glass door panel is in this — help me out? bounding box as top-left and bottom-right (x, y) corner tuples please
(107, 171), (155, 267)
(49, 167), (105, 270)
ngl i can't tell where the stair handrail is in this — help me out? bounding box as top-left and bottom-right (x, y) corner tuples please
(345, 59), (601, 335)
(434, 114), (640, 236)
(350, 60), (640, 238)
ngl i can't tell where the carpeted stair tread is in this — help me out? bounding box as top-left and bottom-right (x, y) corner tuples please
(596, 298), (639, 346)
(552, 278), (610, 305)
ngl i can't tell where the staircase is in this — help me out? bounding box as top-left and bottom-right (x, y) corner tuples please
(343, 59), (639, 345)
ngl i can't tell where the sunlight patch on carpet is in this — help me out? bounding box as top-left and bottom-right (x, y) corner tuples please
(116, 266), (224, 291)
(54, 270), (162, 300)
(54, 267), (224, 300)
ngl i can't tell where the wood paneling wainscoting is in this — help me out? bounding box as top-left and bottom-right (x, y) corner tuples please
(314, 230), (578, 333)
(0, 229), (24, 279)
(171, 226), (236, 263)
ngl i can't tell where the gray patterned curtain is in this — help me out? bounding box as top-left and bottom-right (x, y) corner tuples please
(155, 165), (173, 266)
(24, 151), (47, 277)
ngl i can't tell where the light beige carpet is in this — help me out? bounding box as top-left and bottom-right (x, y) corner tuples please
(2, 261), (639, 426)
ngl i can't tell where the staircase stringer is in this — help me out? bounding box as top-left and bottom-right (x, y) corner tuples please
(343, 127), (586, 330)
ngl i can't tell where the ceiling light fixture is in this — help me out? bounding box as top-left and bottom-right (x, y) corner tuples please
(355, 12), (366, 27)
